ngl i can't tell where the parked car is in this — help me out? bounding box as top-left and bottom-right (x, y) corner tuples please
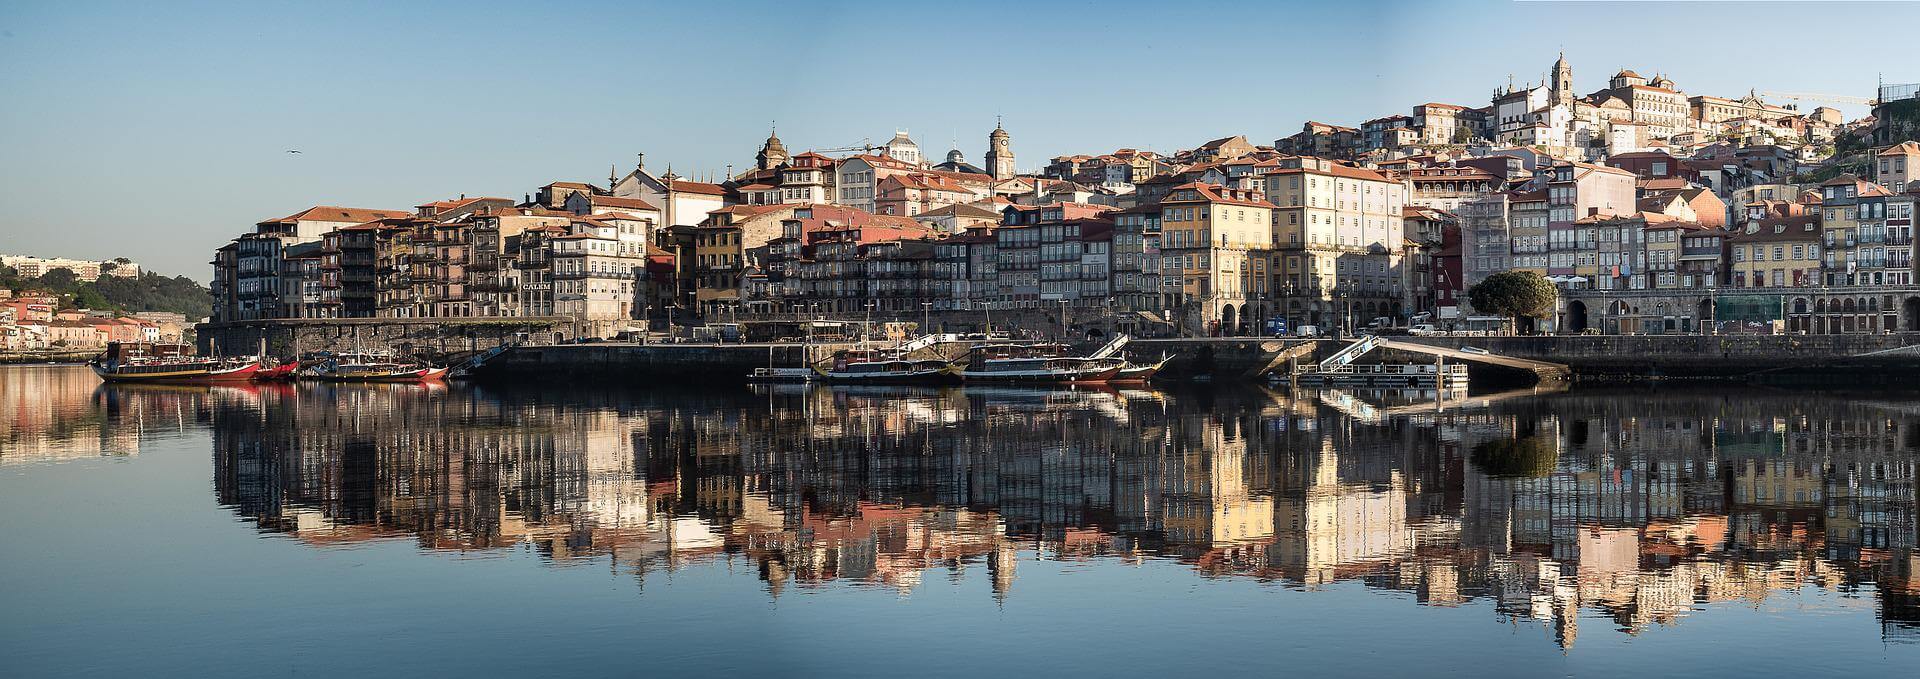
(1408, 324), (1440, 336)
(1294, 325), (1322, 337)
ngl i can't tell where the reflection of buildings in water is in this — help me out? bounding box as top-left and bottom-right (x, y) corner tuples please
(0, 367), (242, 464)
(204, 382), (1920, 645)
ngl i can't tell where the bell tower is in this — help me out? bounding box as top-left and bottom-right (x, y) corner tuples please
(985, 118), (1015, 181)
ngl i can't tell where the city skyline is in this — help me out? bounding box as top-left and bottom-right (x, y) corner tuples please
(3, 0), (1915, 279)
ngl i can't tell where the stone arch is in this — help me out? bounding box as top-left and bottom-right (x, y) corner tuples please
(1568, 300), (1589, 333)
(1845, 298), (1857, 313)
(1793, 298), (1808, 314)
(1221, 303), (1237, 335)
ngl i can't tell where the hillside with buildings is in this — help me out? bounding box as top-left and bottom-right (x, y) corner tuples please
(1, 259), (207, 354)
(199, 56), (1919, 339)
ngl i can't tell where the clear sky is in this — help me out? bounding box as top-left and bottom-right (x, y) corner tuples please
(2, 0), (1915, 280)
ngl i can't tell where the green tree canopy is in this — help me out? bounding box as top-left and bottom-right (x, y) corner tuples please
(33, 267), (80, 290)
(1468, 271), (1558, 324)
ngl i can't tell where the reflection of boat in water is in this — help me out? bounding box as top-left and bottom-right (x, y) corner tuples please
(89, 342), (260, 384)
(821, 349), (956, 384)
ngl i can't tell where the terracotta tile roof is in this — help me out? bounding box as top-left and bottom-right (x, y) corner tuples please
(669, 180), (728, 196)
(1161, 182), (1276, 209)
(259, 206), (409, 227)
(1876, 141), (1920, 157)
(1637, 177), (1691, 191)
(589, 195), (661, 210)
(1729, 215), (1821, 242)
(709, 204), (791, 218)
(1266, 163), (1395, 183)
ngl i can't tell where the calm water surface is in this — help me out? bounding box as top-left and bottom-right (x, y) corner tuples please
(3, 364), (1918, 676)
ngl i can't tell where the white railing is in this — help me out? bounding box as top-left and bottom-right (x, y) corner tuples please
(1318, 335), (1382, 370)
(1088, 334), (1131, 359)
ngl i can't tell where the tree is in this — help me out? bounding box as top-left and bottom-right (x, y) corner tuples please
(1468, 271), (1557, 332)
(33, 267), (80, 292)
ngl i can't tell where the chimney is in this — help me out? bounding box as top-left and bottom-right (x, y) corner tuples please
(1588, 208), (1599, 217)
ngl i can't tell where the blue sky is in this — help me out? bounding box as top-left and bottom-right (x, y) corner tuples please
(2, 0), (1914, 280)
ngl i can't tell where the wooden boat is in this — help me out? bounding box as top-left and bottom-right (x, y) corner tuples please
(1109, 356), (1170, 385)
(747, 367), (816, 383)
(314, 351), (448, 382)
(958, 342), (1123, 384)
(89, 342), (260, 384)
(822, 349), (957, 384)
(252, 362), (299, 381)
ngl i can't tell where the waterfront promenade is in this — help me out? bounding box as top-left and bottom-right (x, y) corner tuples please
(464, 332), (1920, 384)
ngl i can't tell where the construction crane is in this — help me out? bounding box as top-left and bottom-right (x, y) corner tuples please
(1760, 91), (1879, 107)
(811, 138), (877, 156)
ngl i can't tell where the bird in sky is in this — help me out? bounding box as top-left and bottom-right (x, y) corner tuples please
(286, 150), (302, 154)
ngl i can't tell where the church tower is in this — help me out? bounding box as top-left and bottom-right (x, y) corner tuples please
(1550, 51), (1574, 106)
(985, 120), (1015, 181)
(755, 127), (789, 170)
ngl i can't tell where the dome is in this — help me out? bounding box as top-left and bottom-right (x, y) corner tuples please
(1615, 69), (1642, 79)
(946, 148), (966, 163)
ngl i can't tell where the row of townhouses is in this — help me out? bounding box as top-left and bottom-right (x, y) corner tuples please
(210, 56), (1920, 337)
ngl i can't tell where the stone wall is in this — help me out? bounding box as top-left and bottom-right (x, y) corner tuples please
(195, 318), (565, 361)
(1398, 334), (1920, 378)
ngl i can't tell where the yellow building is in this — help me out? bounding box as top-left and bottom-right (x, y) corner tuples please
(1158, 182), (1275, 334)
(1728, 215), (1821, 288)
(1264, 157), (1408, 329)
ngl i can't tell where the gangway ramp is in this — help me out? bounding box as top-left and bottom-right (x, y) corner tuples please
(1372, 339), (1569, 382)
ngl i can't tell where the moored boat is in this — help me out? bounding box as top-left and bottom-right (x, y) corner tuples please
(958, 342), (1123, 384)
(747, 367), (817, 383)
(313, 351), (448, 382)
(89, 342), (260, 384)
(821, 349), (957, 384)
(1109, 356), (1170, 385)
(252, 362), (300, 381)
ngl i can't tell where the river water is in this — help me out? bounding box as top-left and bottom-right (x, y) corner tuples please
(2, 364), (1917, 676)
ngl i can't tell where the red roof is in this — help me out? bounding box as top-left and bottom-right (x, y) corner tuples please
(590, 195), (661, 210)
(659, 180), (724, 196)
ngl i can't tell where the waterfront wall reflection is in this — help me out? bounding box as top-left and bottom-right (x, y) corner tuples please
(0, 365), (251, 464)
(188, 380), (1920, 646)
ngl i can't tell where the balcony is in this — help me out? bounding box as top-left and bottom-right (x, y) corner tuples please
(514, 258), (549, 269)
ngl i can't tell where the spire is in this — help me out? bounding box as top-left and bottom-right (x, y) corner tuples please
(609, 163), (617, 188)
(636, 152), (645, 171)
